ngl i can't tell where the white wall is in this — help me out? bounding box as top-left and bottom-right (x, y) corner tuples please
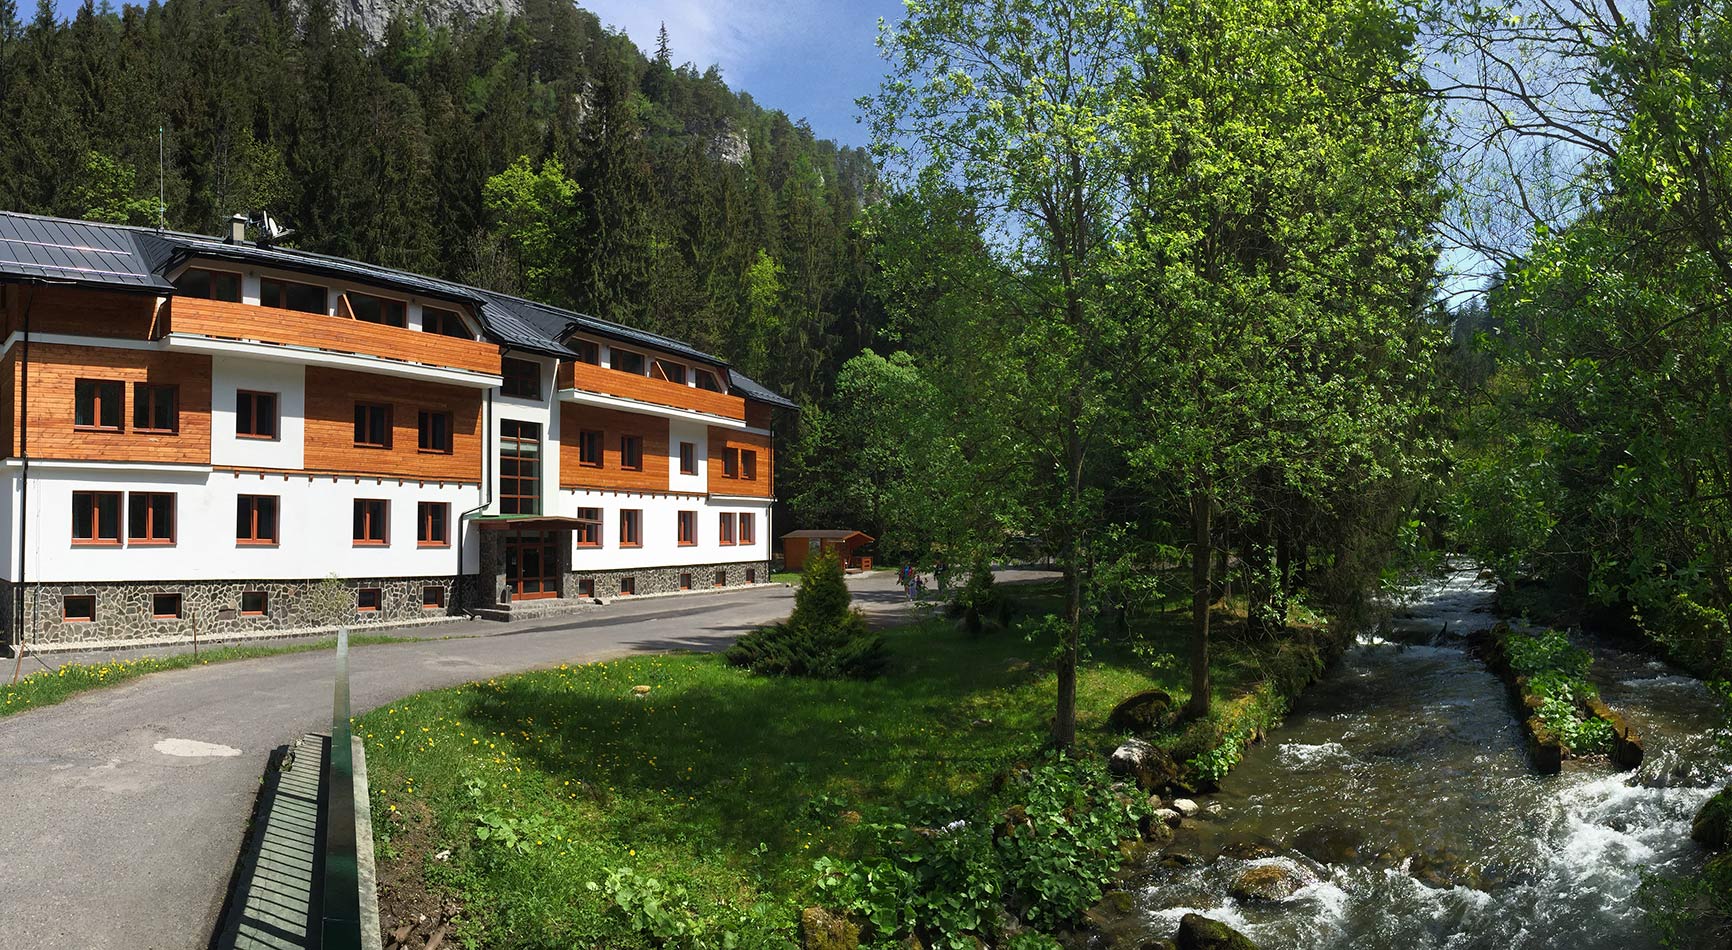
(562, 489), (770, 570)
(667, 419), (709, 495)
(211, 356), (306, 470)
(9, 467), (479, 582)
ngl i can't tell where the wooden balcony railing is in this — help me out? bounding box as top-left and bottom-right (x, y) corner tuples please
(161, 298), (503, 376)
(560, 360), (745, 420)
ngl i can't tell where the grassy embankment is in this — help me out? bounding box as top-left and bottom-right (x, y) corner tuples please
(1, 633), (415, 717)
(360, 582), (1343, 947)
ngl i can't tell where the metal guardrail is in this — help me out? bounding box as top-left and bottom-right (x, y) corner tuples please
(321, 629), (363, 950)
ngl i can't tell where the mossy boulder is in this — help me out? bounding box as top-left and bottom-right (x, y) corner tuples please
(1109, 738), (1183, 792)
(1176, 913), (1258, 950)
(1694, 787), (1732, 850)
(1108, 690), (1175, 734)
(1228, 863), (1305, 902)
(800, 906), (860, 950)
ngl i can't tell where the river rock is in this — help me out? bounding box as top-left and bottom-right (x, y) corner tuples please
(1175, 913), (1259, 950)
(1170, 798), (1201, 818)
(1219, 839), (1280, 860)
(1110, 739), (1182, 791)
(799, 906), (860, 950)
(1292, 824), (1364, 865)
(1409, 849), (1486, 891)
(1693, 788), (1732, 850)
(1228, 862), (1306, 902)
(1152, 807), (1182, 827)
(1108, 689), (1175, 734)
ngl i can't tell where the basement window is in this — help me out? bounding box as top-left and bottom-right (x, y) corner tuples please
(619, 576), (636, 596)
(422, 586), (445, 610)
(679, 572), (692, 591)
(577, 578), (596, 598)
(63, 595), (95, 622)
(152, 593), (183, 620)
(240, 590), (269, 616)
(357, 588), (382, 612)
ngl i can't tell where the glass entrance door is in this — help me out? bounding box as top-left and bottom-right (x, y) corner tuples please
(504, 529), (560, 599)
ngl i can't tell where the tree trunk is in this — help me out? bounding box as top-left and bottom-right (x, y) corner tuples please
(1054, 563), (1080, 748)
(1187, 473), (1213, 718)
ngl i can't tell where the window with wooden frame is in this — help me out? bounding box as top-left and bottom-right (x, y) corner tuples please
(74, 379), (124, 431)
(694, 369), (723, 393)
(719, 512), (736, 546)
(713, 570), (727, 588)
(132, 383), (178, 434)
(236, 390), (279, 440)
(354, 402), (392, 448)
(741, 450), (759, 481)
(241, 590), (269, 615)
(173, 267), (242, 302)
(260, 277), (327, 314)
(739, 512), (756, 545)
(357, 587), (382, 612)
(619, 509), (642, 547)
(679, 442), (697, 476)
(611, 349), (646, 375)
(679, 572), (692, 591)
(418, 410), (453, 454)
(722, 446), (740, 478)
(347, 292), (406, 328)
(677, 510), (697, 546)
(502, 358), (541, 399)
(499, 420), (542, 515)
(417, 502), (449, 547)
(747, 568), (757, 584)
(572, 339), (601, 364)
(236, 495), (279, 545)
(651, 359), (687, 384)
(422, 307), (471, 339)
(72, 491), (121, 545)
(63, 595), (95, 622)
(620, 434), (644, 472)
(152, 593), (182, 620)
(127, 492), (175, 545)
(353, 499), (389, 545)
(619, 576), (636, 596)
(577, 577), (596, 598)
(577, 429), (604, 467)
(422, 586), (446, 609)
(575, 507), (603, 548)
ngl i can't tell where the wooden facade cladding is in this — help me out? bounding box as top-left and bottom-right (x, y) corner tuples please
(708, 427), (774, 498)
(304, 367), (482, 482)
(2, 286), (160, 340)
(162, 297), (503, 376)
(559, 360), (745, 421)
(18, 343), (212, 464)
(558, 404), (671, 492)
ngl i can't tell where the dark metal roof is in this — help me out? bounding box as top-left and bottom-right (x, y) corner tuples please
(0, 210), (801, 411)
(781, 529), (874, 541)
(0, 212), (174, 291)
(729, 369), (799, 411)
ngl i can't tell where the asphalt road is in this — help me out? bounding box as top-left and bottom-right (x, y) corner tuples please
(0, 572), (992, 950)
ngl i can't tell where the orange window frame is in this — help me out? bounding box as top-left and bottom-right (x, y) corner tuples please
(72, 490), (122, 545)
(739, 512), (756, 545)
(679, 442), (697, 476)
(73, 379), (124, 432)
(575, 507), (603, 548)
(677, 510), (697, 546)
(578, 429), (604, 467)
(621, 434), (644, 471)
(719, 512), (736, 546)
(417, 501), (450, 547)
(418, 410), (454, 454)
(237, 495), (280, 545)
(128, 492), (176, 545)
(354, 402), (392, 449)
(132, 383), (179, 434)
(354, 499), (390, 546)
(237, 390), (279, 440)
(620, 509), (642, 547)
(152, 593), (182, 619)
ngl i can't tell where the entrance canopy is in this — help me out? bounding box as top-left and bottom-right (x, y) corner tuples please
(471, 514), (587, 531)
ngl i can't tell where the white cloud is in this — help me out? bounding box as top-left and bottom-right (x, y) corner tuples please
(583, 0), (833, 87)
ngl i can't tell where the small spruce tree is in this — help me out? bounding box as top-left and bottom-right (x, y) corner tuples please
(726, 548), (887, 678)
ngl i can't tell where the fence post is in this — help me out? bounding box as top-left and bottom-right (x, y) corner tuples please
(321, 629), (362, 950)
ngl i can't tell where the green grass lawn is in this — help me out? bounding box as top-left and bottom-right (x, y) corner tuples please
(1, 633), (416, 718)
(360, 591), (1285, 948)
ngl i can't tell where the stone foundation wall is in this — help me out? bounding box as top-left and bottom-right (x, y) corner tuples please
(12, 575), (462, 647)
(569, 561), (771, 599)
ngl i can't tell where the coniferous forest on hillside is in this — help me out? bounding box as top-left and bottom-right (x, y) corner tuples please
(0, 0), (881, 413)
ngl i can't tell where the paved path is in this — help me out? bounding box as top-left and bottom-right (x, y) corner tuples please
(0, 572), (1036, 950)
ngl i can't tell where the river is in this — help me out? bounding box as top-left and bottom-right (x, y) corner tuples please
(1124, 561), (1731, 949)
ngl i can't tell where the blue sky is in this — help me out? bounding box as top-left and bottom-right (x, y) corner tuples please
(584, 0), (905, 148)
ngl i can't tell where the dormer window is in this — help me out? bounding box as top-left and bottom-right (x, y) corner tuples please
(694, 369), (724, 393)
(572, 339), (600, 364)
(502, 358), (541, 400)
(347, 292), (406, 328)
(423, 307), (470, 338)
(174, 268), (242, 302)
(260, 277), (327, 314)
(651, 359), (687, 385)
(612, 349), (646, 375)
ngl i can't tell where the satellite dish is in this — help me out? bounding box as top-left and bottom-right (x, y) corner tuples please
(247, 210), (296, 247)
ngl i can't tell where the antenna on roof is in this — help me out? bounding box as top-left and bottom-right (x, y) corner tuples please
(157, 125), (166, 233)
(246, 211), (296, 247)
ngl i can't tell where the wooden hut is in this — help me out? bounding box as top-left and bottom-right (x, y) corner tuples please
(781, 529), (875, 572)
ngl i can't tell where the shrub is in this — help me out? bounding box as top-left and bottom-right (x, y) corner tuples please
(727, 548), (888, 678)
(957, 556), (997, 635)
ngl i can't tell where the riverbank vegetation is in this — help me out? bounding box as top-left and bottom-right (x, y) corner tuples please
(360, 578), (1329, 948)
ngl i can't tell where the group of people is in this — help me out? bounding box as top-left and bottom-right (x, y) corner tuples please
(898, 559), (947, 603)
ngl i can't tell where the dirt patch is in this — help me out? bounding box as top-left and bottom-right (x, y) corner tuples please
(377, 795), (466, 950)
